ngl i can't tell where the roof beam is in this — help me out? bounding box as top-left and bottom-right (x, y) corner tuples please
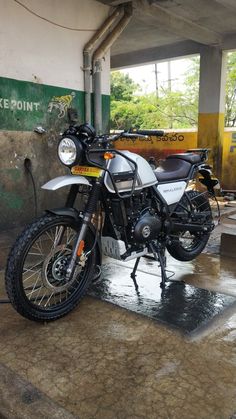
(111, 33), (236, 69)
(223, 33), (236, 50)
(111, 40), (202, 69)
(134, 0), (222, 46)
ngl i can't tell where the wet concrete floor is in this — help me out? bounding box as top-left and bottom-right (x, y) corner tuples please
(1, 252), (236, 418)
(89, 255), (236, 334)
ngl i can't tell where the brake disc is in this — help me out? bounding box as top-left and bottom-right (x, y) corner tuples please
(41, 245), (83, 292)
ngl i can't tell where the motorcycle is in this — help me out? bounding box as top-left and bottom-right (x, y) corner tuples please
(5, 122), (220, 322)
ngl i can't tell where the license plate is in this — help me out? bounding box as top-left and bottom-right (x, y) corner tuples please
(71, 166), (102, 177)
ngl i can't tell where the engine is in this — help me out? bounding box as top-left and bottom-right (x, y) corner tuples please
(108, 190), (162, 244)
(133, 210), (162, 242)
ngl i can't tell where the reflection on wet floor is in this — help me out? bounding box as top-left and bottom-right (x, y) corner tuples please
(178, 252), (236, 296)
(89, 253), (236, 334)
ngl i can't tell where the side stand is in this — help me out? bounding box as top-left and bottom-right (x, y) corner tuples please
(130, 257), (141, 294)
(130, 257), (140, 281)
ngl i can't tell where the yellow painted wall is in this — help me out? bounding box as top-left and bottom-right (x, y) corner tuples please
(116, 129), (236, 190)
(222, 130), (236, 190)
(198, 113), (225, 179)
(116, 131), (197, 161)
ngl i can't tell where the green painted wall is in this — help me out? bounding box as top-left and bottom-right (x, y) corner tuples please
(0, 76), (83, 228)
(0, 76), (110, 132)
(0, 76), (110, 231)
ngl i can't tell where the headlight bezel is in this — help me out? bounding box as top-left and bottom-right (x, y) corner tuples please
(57, 135), (83, 167)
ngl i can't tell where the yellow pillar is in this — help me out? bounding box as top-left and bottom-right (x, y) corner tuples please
(198, 47), (226, 179)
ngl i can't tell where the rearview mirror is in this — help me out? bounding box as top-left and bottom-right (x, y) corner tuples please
(67, 108), (79, 125)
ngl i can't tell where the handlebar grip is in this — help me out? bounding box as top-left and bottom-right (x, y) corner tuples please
(122, 133), (147, 139)
(132, 129), (164, 137)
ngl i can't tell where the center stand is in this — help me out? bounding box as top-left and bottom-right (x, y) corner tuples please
(130, 241), (184, 289)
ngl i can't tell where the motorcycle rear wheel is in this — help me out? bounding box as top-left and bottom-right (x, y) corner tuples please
(167, 191), (213, 261)
(5, 214), (96, 322)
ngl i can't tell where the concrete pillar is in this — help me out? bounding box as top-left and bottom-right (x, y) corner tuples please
(198, 46), (227, 178)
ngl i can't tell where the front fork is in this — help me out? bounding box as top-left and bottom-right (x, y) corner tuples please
(66, 178), (102, 280)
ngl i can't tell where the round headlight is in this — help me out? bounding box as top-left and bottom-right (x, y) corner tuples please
(58, 137), (77, 166)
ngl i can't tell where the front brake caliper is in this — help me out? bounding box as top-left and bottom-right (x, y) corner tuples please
(78, 252), (87, 268)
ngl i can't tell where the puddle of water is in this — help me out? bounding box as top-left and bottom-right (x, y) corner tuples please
(101, 252), (236, 297)
(89, 254), (236, 334)
(180, 253), (236, 297)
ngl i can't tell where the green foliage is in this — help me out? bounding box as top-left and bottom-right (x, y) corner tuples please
(110, 60), (200, 130)
(225, 52), (236, 127)
(110, 71), (139, 102)
(110, 54), (236, 130)
(111, 95), (162, 130)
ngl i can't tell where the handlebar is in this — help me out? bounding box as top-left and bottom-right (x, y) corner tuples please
(69, 123), (165, 144)
(99, 131), (149, 143)
(122, 132), (148, 139)
(98, 129), (165, 143)
(130, 129), (164, 137)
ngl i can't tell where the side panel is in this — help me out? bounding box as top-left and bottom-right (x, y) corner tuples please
(157, 181), (187, 205)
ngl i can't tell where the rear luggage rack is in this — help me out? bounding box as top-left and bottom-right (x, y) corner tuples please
(186, 148), (210, 162)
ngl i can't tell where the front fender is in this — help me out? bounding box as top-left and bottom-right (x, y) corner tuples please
(46, 207), (81, 221)
(42, 175), (91, 191)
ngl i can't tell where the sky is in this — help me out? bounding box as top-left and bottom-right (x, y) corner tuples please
(120, 57), (197, 94)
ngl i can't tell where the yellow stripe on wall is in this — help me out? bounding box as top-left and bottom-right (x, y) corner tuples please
(198, 113), (225, 177)
(222, 131), (236, 190)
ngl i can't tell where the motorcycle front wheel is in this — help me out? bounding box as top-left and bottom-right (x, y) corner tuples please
(5, 214), (96, 322)
(167, 190), (213, 261)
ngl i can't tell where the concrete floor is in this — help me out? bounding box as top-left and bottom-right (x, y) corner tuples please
(1, 204), (236, 418)
(89, 254), (236, 334)
(1, 249), (236, 419)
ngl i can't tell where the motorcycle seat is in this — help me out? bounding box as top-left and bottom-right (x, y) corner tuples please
(166, 153), (202, 164)
(154, 158), (192, 182)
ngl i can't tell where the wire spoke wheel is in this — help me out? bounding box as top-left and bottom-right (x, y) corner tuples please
(178, 231), (200, 251)
(23, 225), (81, 308)
(5, 214), (96, 322)
(167, 190), (213, 261)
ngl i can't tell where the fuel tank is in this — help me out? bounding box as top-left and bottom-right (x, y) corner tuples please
(104, 150), (157, 193)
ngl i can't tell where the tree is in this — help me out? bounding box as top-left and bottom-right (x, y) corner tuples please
(111, 95), (165, 130)
(110, 54), (236, 130)
(225, 52), (236, 127)
(111, 71), (139, 102)
(110, 62), (200, 130)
